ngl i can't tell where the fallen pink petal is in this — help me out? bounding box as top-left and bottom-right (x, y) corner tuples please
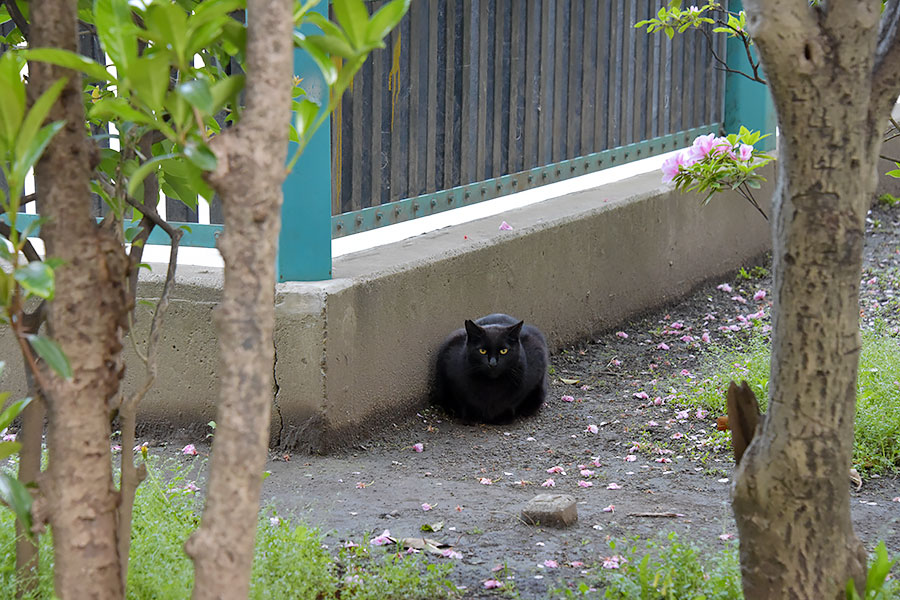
(633, 391), (649, 399)
(421, 503), (433, 511)
(479, 477), (493, 485)
(442, 549), (463, 559)
(370, 529), (393, 546)
(753, 289), (767, 301)
(541, 478), (556, 487)
(602, 504), (615, 513)
(483, 579), (504, 589)
(716, 283), (733, 293)
(607, 482), (622, 490)
(616, 331), (629, 339)
(546, 465), (566, 474)
(657, 342), (670, 350)
(543, 559), (559, 568)
(719, 533), (736, 541)
(586, 424), (599, 434)
(561, 395), (575, 402)
(182, 444), (198, 456)
(602, 555), (624, 569)
(578, 480), (593, 488)
(624, 455), (637, 462)
(498, 221), (513, 231)
(580, 469), (595, 477)
(412, 443), (424, 452)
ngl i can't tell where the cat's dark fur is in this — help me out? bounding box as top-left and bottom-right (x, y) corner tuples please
(433, 313), (548, 424)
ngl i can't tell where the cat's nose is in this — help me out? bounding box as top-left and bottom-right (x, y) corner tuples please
(488, 357), (497, 367)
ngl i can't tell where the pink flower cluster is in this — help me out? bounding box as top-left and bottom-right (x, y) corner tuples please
(661, 133), (754, 183)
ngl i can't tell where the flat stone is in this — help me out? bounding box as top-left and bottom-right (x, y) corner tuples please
(521, 493), (578, 528)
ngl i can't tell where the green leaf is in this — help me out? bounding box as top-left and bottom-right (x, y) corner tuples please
(294, 99), (320, 138)
(209, 75), (245, 114)
(23, 48), (114, 83)
(144, 1), (188, 67)
(14, 77), (68, 169)
(127, 152), (178, 198)
(295, 35), (339, 84)
(0, 473), (33, 536)
(865, 541), (894, 594)
(160, 156), (213, 200)
(177, 79), (215, 115)
(304, 30), (358, 59)
(367, 0), (408, 44)
(0, 53), (26, 148)
(183, 140), (217, 171)
(27, 334), (72, 380)
(12, 122), (66, 196)
(0, 396), (29, 431)
(128, 54), (170, 112)
(332, 0), (369, 48)
(124, 226), (141, 242)
(89, 97), (154, 126)
(664, 25), (675, 39)
(14, 262), (55, 300)
(0, 441), (22, 463)
(93, 0), (138, 70)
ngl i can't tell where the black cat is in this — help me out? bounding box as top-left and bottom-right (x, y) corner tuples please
(434, 313), (549, 424)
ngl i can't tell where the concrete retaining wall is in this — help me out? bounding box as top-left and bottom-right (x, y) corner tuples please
(0, 169), (776, 451)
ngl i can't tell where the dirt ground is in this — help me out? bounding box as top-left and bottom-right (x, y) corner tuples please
(202, 203), (900, 597)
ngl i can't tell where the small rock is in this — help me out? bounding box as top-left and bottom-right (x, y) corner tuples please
(521, 494), (578, 528)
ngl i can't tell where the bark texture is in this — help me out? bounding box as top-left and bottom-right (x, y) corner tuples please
(30, 0), (129, 597)
(183, 0), (293, 597)
(734, 2), (900, 598)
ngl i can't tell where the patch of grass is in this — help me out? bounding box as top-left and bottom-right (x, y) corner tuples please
(550, 533), (743, 599)
(551, 534), (899, 600)
(0, 459), (457, 599)
(672, 329), (900, 475)
(877, 193), (900, 207)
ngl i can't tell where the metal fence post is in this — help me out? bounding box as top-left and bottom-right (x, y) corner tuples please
(278, 4), (332, 282)
(723, 0), (775, 150)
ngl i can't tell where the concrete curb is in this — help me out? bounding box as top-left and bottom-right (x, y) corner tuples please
(0, 169), (775, 452)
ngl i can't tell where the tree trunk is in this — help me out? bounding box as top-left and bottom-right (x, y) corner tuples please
(31, 0), (130, 596)
(733, 2), (900, 597)
(184, 0), (293, 597)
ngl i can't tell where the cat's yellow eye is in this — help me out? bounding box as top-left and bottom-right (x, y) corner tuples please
(499, 348), (508, 355)
(479, 349), (487, 355)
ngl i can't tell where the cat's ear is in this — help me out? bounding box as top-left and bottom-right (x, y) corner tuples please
(464, 319), (484, 339)
(506, 320), (524, 339)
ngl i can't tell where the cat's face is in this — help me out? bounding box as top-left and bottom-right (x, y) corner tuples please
(464, 320), (524, 378)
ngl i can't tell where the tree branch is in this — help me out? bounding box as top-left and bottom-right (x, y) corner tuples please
(0, 222), (42, 263)
(2, 0), (29, 40)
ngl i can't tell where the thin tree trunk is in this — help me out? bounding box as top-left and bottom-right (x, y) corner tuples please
(30, 0), (130, 596)
(184, 0), (293, 596)
(733, 2), (893, 597)
(731, 153), (872, 597)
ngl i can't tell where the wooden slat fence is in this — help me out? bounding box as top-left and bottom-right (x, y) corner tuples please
(331, 0), (724, 236)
